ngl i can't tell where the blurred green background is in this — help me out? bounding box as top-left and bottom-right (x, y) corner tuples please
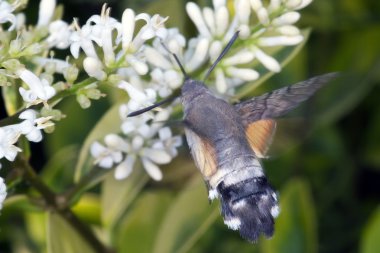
(1, 0), (380, 253)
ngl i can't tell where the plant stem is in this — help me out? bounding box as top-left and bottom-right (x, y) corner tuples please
(17, 156), (114, 253)
(64, 167), (109, 206)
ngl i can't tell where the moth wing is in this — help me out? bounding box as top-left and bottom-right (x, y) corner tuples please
(245, 119), (277, 158)
(184, 128), (218, 178)
(235, 73), (338, 123)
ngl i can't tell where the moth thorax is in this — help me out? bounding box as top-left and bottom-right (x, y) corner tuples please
(217, 177), (279, 242)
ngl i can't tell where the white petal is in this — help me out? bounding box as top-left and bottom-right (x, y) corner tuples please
(285, 0), (302, 9)
(98, 156), (114, 168)
(90, 141), (105, 157)
(256, 7), (269, 25)
(215, 6), (229, 36)
(186, 2), (211, 37)
(19, 88), (37, 103)
(250, 0), (263, 10)
(223, 50), (255, 66)
(276, 25), (300, 36)
(70, 42), (81, 59)
(121, 121), (136, 134)
(186, 38), (209, 72)
(254, 48), (281, 72)
(137, 124), (151, 138)
(142, 148), (172, 164)
(19, 109), (37, 121)
(154, 109), (171, 122)
(144, 47), (172, 69)
(105, 134), (129, 151)
(272, 12), (300, 26)
(258, 35), (303, 46)
(122, 9), (135, 50)
(132, 135), (144, 150)
(141, 157), (163, 181)
(83, 57), (106, 80)
(209, 41), (223, 61)
(215, 68), (227, 94)
(203, 7), (215, 35)
(226, 67), (259, 81)
(0, 177), (7, 209)
(37, 0), (56, 26)
(213, 0), (226, 9)
(119, 81), (148, 103)
(235, 0), (251, 24)
(17, 69), (48, 100)
(114, 155), (135, 180)
(26, 129), (43, 142)
(269, 0), (281, 11)
(158, 127), (172, 140)
(295, 0), (313, 10)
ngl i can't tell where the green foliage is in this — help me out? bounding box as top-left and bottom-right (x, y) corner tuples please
(262, 179), (317, 253)
(360, 207), (380, 253)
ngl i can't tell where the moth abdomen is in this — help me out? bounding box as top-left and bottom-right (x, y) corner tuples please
(217, 177), (279, 242)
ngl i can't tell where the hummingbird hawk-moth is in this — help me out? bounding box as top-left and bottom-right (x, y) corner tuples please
(129, 31), (338, 242)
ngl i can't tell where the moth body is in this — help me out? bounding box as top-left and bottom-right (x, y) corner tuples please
(181, 79), (279, 242)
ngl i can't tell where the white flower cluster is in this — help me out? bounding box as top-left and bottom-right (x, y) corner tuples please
(0, 0), (312, 182)
(0, 110), (54, 165)
(92, 0), (312, 181)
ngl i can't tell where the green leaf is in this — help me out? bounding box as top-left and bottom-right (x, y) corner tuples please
(262, 178), (317, 253)
(74, 102), (122, 182)
(2, 83), (21, 115)
(41, 145), (79, 191)
(312, 65), (379, 128)
(46, 212), (95, 253)
(360, 207), (380, 253)
(72, 193), (101, 225)
(152, 175), (219, 253)
(25, 212), (47, 250)
(101, 167), (149, 228)
(235, 29), (311, 98)
(116, 191), (173, 253)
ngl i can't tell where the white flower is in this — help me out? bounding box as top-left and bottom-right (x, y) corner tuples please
(133, 14), (168, 50)
(0, 127), (21, 162)
(37, 0), (56, 27)
(90, 140), (123, 168)
(17, 69), (56, 105)
(83, 57), (106, 80)
(156, 127), (182, 157)
(69, 20), (99, 59)
(16, 109), (53, 142)
(0, 177), (6, 209)
(87, 4), (123, 66)
(0, 0), (18, 31)
(150, 68), (182, 97)
(32, 57), (72, 74)
(118, 80), (157, 111)
(252, 47), (281, 72)
(47, 20), (73, 49)
(186, 0), (230, 39)
(121, 10), (168, 52)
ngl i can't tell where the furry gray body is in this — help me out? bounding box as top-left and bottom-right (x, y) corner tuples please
(181, 79), (278, 242)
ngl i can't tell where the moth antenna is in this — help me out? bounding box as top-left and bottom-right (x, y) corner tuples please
(160, 40), (189, 79)
(127, 95), (177, 117)
(203, 31), (240, 81)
